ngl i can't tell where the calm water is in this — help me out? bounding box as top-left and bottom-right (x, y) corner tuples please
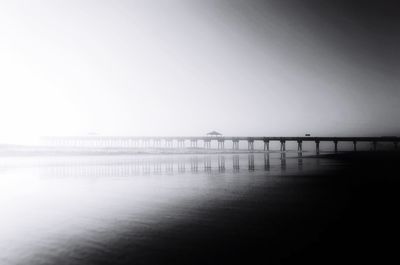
(0, 152), (340, 265)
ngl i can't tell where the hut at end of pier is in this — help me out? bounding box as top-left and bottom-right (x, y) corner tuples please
(207, 131), (222, 136)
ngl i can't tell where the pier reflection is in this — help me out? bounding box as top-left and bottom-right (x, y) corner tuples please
(190, 157), (199, 172)
(248, 154), (255, 171)
(178, 161), (185, 173)
(233, 155), (240, 172)
(204, 156), (212, 173)
(166, 160), (174, 174)
(10, 153), (322, 178)
(280, 152), (286, 170)
(264, 153), (270, 171)
(218, 156), (225, 173)
(298, 152), (303, 170)
(153, 162), (162, 174)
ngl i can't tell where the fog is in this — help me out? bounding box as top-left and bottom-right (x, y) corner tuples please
(1, 0), (399, 144)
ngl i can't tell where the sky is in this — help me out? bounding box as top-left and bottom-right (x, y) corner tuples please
(0, 0), (399, 144)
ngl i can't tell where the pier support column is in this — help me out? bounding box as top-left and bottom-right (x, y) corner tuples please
(263, 140), (269, 152)
(315, 140), (320, 155)
(232, 140), (239, 150)
(178, 140), (185, 149)
(297, 140), (302, 153)
(353, 141), (357, 152)
(394, 142), (398, 150)
(204, 140), (211, 149)
(334, 140), (338, 153)
(248, 140), (254, 151)
(218, 140), (225, 149)
(190, 140), (197, 148)
(280, 140), (286, 152)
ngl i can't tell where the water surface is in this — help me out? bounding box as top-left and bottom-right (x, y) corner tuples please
(0, 152), (341, 265)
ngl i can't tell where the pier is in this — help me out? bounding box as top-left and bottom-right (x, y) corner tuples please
(42, 136), (399, 154)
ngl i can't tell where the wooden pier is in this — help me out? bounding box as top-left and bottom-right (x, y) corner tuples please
(42, 136), (399, 153)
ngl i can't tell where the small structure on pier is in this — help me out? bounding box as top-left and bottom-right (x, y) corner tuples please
(206, 131), (222, 136)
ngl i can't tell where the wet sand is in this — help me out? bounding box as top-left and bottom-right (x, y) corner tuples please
(42, 151), (400, 265)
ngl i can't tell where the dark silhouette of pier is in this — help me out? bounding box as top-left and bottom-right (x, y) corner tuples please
(42, 136), (399, 154)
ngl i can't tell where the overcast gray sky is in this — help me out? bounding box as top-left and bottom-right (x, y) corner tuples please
(1, 0), (399, 143)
